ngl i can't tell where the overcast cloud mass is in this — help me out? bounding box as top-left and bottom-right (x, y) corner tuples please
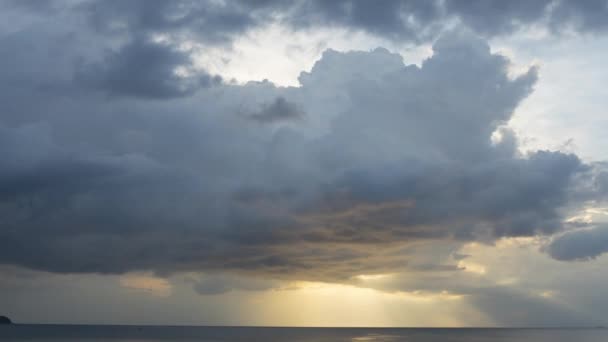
(2, 0), (608, 327)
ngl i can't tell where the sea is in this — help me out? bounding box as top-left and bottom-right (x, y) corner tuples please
(1, 325), (607, 342)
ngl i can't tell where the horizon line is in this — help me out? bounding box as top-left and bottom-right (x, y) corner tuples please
(4, 323), (606, 329)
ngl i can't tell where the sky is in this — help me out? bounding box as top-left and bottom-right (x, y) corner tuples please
(1, 0), (608, 327)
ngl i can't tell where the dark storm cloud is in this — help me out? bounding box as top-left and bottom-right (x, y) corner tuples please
(327, 150), (583, 240)
(80, 0), (267, 44)
(445, 0), (553, 36)
(6, 1), (608, 48)
(546, 225), (608, 261)
(445, 0), (608, 36)
(1, 8), (600, 280)
(549, 0), (608, 32)
(248, 97), (304, 123)
(284, 0), (608, 38)
(285, 0), (443, 42)
(75, 37), (221, 99)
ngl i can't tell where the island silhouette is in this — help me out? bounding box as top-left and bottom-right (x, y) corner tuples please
(0, 316), (11, 324)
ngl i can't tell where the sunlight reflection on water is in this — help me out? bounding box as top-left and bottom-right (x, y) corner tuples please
(2, 325), (608, 342)
(351, 333), (401, 341)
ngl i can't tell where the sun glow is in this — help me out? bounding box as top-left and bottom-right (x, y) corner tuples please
(119, 273), (172, 297)
(355, 273), (392, 281)
(244, 280), (469, 327)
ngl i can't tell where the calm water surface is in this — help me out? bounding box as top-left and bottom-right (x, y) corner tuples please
(1, 325), (607, 342)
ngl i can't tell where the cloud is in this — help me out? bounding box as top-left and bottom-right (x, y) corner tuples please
(444, 0), (553, 36)
(285, 0), (608, 39)
(4, 2), (608, 327)
(247, 97), (304, 123)
(546, 225), (608, 261)
(119, 273), (172, 297)
(80, 0), (268, 45)
(549, 0), (608, 33)
(190, 273), (279, 295)
(75, 37), (221, 99)
(285, 0), (443, 42)
(467, 287), (595, 327)
(0, 22), (599, 281)
(6, 0), (608, 49)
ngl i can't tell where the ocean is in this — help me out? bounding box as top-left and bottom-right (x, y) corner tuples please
(1, 325), (608, 341)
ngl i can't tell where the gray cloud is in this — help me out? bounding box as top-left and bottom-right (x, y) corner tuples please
(0, 19), (599, 281)
(468, 287), (596, 327)
(546, 225), (608, 261)
(248, 97), (304, 123)
(75, 38), (221, 99)
(549, 0), (608, 33)
(444, 0), (553, 36)
(285, 0), (608, 39)
(285, 0), (443, 42)
(80, 0), (268, 45)
(6, 0), (608, 49)
(190, 274), (279, 295)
